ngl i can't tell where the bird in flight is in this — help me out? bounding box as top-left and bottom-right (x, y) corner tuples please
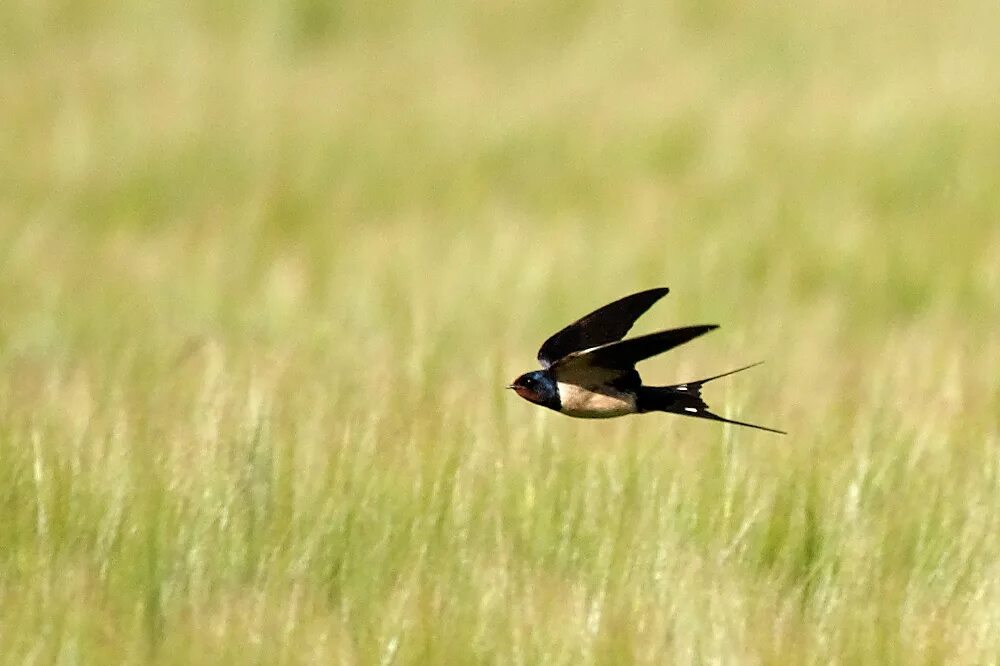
(507, 287), (785, 434)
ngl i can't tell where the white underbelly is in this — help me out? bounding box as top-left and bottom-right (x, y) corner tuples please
(557, 382), (637, 419)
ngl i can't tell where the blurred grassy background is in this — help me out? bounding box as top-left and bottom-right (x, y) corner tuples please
(2, 0), (1000, 663)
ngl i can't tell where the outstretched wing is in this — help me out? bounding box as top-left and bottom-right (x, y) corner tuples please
(551, 325), (719, 385)
(537, 287), (670, 367)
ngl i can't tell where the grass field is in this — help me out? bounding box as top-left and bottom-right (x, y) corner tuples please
(2, 0), (1000, 663)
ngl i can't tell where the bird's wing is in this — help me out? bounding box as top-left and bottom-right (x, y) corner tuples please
(551, 325), (719, 385)
(537, 287), (670, 368)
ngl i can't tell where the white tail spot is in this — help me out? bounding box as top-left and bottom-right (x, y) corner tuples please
(676, 385), (688, 391)
(684, 407), (698, 413)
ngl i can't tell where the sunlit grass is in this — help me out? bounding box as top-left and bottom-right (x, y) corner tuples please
(2, 0), (1000, 663)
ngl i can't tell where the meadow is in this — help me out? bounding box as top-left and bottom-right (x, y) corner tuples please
(2, 0), (1000, 663)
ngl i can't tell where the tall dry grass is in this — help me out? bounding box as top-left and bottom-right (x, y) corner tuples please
(2, 0), (1000, 663)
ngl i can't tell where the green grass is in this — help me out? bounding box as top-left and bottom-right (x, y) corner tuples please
(2, 0), (1000, 662)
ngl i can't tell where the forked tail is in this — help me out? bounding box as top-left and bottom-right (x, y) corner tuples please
(637, 362), (786, 434)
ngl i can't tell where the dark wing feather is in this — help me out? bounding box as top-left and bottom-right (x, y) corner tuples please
(552, 325), (718, 385)
(537, 287), (670, 367)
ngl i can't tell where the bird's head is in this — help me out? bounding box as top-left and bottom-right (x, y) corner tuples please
(506, 370), (559, 410)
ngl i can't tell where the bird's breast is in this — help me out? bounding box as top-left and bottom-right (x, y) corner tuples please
(556, 382), (638, 419)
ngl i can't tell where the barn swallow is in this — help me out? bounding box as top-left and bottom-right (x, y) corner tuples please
(507, 287), (785, 434)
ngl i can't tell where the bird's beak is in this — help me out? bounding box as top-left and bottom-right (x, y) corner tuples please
(505, 384), (515, 389)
